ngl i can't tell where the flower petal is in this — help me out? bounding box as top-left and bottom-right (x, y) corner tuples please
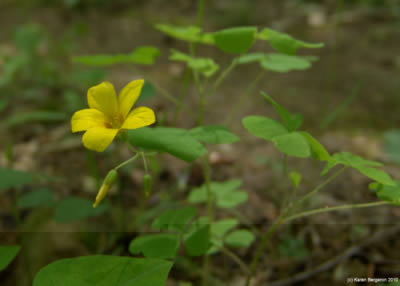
(71, 109), (107, 133)
(118, 79), (144, 119)
(82, 127), (119, 152)
(87, 81), (119, 119)
(121, 107), (155, 130)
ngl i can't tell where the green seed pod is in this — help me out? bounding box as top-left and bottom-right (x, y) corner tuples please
(104, 169), (118, 185)
(93, 169), (118, 208)
(143, 174), (152, 197)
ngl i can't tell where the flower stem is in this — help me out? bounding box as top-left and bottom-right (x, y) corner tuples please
(114, 153), (140, 171)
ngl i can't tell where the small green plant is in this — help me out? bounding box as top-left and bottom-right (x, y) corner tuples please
(1, 2), (399, 286)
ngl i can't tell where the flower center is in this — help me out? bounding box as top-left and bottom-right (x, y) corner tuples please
(109, 114), (124, 129)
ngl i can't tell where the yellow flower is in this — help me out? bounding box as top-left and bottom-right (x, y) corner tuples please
(71, 79), (155, 152)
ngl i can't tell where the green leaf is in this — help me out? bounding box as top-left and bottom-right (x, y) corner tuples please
(17, 188), (55, 209)
(184, 223), (210, 256)
(128, 127), (207, 163)
(2, 111), (68, 129)
(242, 116), (288, 141)
(330, 152), (383, 168)
(384, 130), (400, 164)
(261, 92), (303, 131)
(152, 206), (197, 232)
(0, 168), (34, 192)
(322, 152), (394, 185)
(129, 234), (179, 259)
(73, 46), (160, 66)
(0, 245), (21, 271)
(189, 180), (248, 209)
(272, 132), (311, 158)
(377, 181), (400, 205)
(208, 218), (239, 254)
(237, 52), (266, 65)
(211, 219), (239, 238)
(169, 49), (219, 77)
(55, 197), (108, 223)
(300, 132), (331, 161)
(260, 53), (311, 73)
(225, 230), (255, 248)
(257, 28), (324, 55)
(214, 26), (257, 54)
(33, 256), (173, 286)
(188, 125), (239, 144)
(290, 171), (302, 189)
(155, 24), (215, 45)
(357, 166), (394, 186)
(217, 189), (248, 209)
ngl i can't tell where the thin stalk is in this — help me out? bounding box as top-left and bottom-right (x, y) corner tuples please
(291, 167), (347, 211)
(280, 154), (289, 210)
(245, 166), (347, 286)
(173, 69), (192, 124)
(202, 155), (213, 286)
(221, 246), (251, 275)
(209, 58), (238, 98)
(224, 70), (265, 125)
(321, 0), (343, 128)
(245, 214), (286, 286)
(140, 152), (149, 174)
(196, 0), (205, 27)
(284, 201), (390, 223)
(153, 82), (195, 120)
(114, 153), (140, 171)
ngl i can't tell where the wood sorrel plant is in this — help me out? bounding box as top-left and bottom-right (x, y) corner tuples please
(2, 3), (400, 286)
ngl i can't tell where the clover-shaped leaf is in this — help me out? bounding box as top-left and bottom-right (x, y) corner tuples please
(322, 152), (394, 185)
(214, 26), (257, 54)
(189, 180), (248, 209)
(260, 53), (312, 73)
(129, 234), (180, 259)
(152, 206), (197, 232)
(257, 28), (323, 55)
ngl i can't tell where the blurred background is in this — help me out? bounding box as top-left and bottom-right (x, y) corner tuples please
(1, 0), (400, 285)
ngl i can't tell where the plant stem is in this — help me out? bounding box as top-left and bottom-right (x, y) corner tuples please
(202, 155), (213, 286)
(224, 70), (265, 125)
(280, 154), (289, 210)
(291, 167), (347, 212)
(140, 152), (148, 173)
(221, 246), (251, 275)
(197, 0), (205, 27)
(245, 214), (285, 286)
(245, 166), (347, 286)
(173, 69), (192, 124)
(209, 58), (238, 98)
(114, 153), (140, 171)
(320, 0), (343, 129)
(284, 201), (390, 223)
